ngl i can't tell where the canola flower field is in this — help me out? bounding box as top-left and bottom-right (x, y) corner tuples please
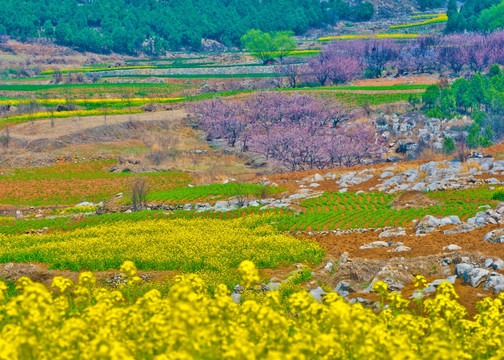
(0, 260), (503, 359)
(0, 97), (184, 106)
(0, 217), (324, 272)
(0, 108), (144, 128)
(390, 14), (448, 29)
(318, 34), (422, 41)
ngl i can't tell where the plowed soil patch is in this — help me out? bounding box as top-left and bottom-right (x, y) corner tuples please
(390, 190), (442, 210)
(309, 223), (504, 260)
(352, 75), (439, 87)
(484, 142), (504, 155)
(260, 160), (433, 183)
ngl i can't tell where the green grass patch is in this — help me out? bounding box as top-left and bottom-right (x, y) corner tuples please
(0, 159), (191, 206)
(101, 73), (280, 80)
(149, 183), (284, 204)
(272, 191), (487, 231)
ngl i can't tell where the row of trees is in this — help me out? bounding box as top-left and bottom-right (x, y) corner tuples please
(299, 32), (504, 87)
(0, 0), (375, 54)
(190, 93), (383, 171)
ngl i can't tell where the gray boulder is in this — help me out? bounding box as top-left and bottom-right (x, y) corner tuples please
(484, 273), (504, 292)
(412, 182), (426, 191)
(309, 287), (327, 303)
(467, 268), (490, 287)
(380, 171), (394, 178)
(76, 202), (94, 207)
(360, 241), (390, 249)
(393, 246), (411, 252)
(443, 244), (462, 251)
(493, 258), (504, 270)
(484, 229), (504, 243)
(455, 263), (473, 278)
(378, 229), (407, 238)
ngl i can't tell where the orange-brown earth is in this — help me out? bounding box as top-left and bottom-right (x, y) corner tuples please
(352, 75), (440, 87)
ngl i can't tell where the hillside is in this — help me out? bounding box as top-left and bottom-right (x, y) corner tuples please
(3, 0), (504, 357)
(0, 0), (422, 55)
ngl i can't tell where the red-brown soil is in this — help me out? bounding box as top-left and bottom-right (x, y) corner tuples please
(352, 75), (440, 87)
(389, 190), (442, 210)
(310, 223), (504, 261)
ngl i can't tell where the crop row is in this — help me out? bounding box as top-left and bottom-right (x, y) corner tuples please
(0, 97), (183, 107)
(0, 108), (144, 128)
(276, 191), (487, 232)
(318, 92), (415, 106)
(149, 183), (282, 203)
(0, 160), (191, 205)
(38, 61), (217, 75)
(318, 34), (422, 41)
(390, 14), (448, 29)
(3, 186), (492, 234)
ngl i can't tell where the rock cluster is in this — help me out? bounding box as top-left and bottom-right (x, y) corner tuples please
(374, 113), (470, 159)
(415, 215), (461, 235)
(455, 258), (504, 293)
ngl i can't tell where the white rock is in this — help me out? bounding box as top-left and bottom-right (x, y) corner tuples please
(443, 244), (461, 251)
(360, 241), (390, 249)
(75, 202), (94, 207)
(393, 246), (411, 252)
(379, 229), (407, 238)
(380, 171), (394, 178)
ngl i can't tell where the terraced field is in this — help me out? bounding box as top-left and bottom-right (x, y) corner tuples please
(149, 183), (282, 204)
(0, 160), (191, 206)
(278, 192), (488, 232)
(5, 186), (493, 237)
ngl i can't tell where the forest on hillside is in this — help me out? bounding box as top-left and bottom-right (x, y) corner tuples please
(446, 0), (503, 32)
(0, 0), (373, 54)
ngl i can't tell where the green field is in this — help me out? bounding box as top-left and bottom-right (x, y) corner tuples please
(0, 160), (191, 206)
(0, 187), (494, 235)
(149, 183), (283, 203)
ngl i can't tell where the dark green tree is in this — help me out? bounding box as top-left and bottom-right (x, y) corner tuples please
(445, 0), (460, 32)
(442, 136), (456, 154)
(42, 20), (54, 36)
(423, 84), (441, 109)
(466, 123), (481, 148)
(470, 73), (487, 109)
(452, 78), (473, 112)
(440, 87), (456, 117)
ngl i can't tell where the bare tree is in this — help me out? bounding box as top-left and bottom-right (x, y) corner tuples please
(130, 177), (150, 211)
(0, 126), (10, 149)
(275, 59), (305, 88)
(455, 132), (468, 162)
(53, 69), (63, 84)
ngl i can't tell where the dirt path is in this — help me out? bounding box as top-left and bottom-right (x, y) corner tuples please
(9, 109), (188, 140)
(352, 75), (440, 86)
(295, 89), (426, 94)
